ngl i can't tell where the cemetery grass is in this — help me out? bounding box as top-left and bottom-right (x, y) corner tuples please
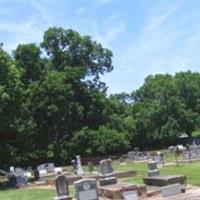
(0, 189), (55, 200)
(0, 186), (76, 200)
(113, 159), (200, 186)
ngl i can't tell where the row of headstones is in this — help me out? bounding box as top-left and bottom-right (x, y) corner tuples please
(8, 163), (62, 187)
(182, 143), (199, 160)
(55, 174), (141, 200)
(55, 158), (117, 200)
(8, 166), (32, 187)
(128, 151), (164, 164)
(36, 163), (63, 177)
(55, 174), (182, 200)
(128, 151), (149, 161)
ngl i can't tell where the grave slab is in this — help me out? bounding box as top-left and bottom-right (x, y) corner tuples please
(143, 175), (186, 187)
(99, 182), (146, 199)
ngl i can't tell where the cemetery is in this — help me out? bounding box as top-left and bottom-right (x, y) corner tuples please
(1, 147), (200, 199)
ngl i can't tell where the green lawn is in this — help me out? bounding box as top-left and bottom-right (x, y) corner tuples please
(113, 160), (200, 186)
(1, 155), (200, 200)
(0, 189), (55, 200)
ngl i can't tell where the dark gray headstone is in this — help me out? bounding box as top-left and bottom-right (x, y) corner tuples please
(8, 173), (28, 187)
(74, 178), (99, 200)
(148, 161), (157, 170)
(100, 159), (113, 175)
(128, 151), (136, 160)
(147, 161), (159, 177)
(99, 159), (117, 186)
(34, 169), (40, 181)
(55, 174), (72, 200)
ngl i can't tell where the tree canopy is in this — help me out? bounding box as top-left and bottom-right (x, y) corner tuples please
(1, 27), (200, 168)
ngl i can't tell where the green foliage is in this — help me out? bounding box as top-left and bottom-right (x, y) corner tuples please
(0, 48), (22, 167)
(2, 26), (200, 167)
(68, 126), (129, 156)
(14, 44), (45, 85)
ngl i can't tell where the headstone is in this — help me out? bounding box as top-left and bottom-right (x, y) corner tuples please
(76, 155), (84, 177)
(161, 183), (181, 197)
(71, 159), (77, 174)
(55, 174), (72, 200)
(47, 162), (55, 172)
(147, 161), (159, 177)
(25, 171), (32, 178)
(88, 162), (94, 174)
(8, 173), (28, 187)
(119, 157), (127, 165)
(128, 151), (135, 160)
(122, 191), (138, 200)
(15, 167), (25, 176)
(168, 146), (175, 153)
(99, 159), (117, 186)
(55, 167), (63, 174)
(74, 178), (99, 200)
(10, 166), (15, 173)
(34, 169), (40, 181)
(39, 168), (47, 176)
(37, 164), (46, 171)
(155, 152), (164, 165)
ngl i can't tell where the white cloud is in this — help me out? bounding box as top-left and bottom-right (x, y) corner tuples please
(103, 4), (200, 94)
(1, 2), (53, 52)
(145, 6), (178, 32)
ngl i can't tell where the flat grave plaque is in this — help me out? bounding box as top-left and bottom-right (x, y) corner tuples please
(122, 191), (138, 200)
(161, 183), (181, 197)
(79, 189), (97, 200)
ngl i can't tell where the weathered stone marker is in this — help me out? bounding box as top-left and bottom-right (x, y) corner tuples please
(161, 183), (181, 197)
(122, 191), (138, 200)
(99, 158), (117, 186)
(88, 161), (94, 174)
(34, 169), (40, 181)
(147, 161), (159, 177)
(55, 174), (72, 200)
(74, 178), (99, 200)
(8, 173), (28, 187)
(76, 155), (84, 177)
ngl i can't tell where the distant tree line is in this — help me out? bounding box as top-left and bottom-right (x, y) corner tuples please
(1, 27), (200, 168)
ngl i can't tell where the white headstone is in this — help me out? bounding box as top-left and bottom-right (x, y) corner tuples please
(122, 191), (138, 200)
(39, 169), (47, 176)
(76, 155), (84, 177)
(10, 166), (15, 173)
(25, 171), (32, 178)
(54, 167), (63, 173)
(161, 183), (181, 197)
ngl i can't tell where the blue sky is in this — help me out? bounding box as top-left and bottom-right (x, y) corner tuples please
(1, 0), (200, 94)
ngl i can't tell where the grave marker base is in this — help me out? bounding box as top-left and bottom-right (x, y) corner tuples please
(143, 175), (186, 187)
(55, 196), (72, 200)
(99, 182), (146, 199)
